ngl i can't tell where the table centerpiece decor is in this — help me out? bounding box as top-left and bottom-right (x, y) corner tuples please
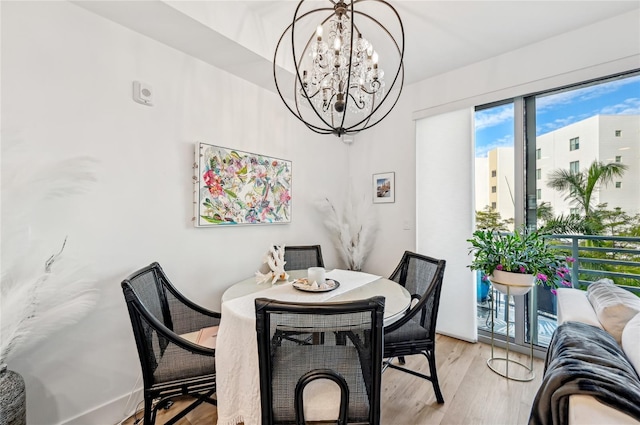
(255, 245), (289, 284)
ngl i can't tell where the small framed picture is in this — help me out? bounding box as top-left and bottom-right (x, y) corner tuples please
(373, 172), (395, 203)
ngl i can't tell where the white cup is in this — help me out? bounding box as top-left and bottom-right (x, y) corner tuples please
(307, 267), (326, 285)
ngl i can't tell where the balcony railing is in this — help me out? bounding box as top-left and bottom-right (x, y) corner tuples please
(548, 234), (640, 295)
(477, 234), (640, 350)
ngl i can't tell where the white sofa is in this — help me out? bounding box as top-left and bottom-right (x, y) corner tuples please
(554, 281), (640, 425)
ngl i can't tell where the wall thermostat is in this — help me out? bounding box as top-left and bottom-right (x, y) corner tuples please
(133, 81), (153, 106)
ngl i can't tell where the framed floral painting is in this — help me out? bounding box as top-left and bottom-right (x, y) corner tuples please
(194, 143), (292, 226)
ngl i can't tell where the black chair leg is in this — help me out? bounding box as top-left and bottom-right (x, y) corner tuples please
(425, 351), (444, 404)
(164, 389), (216, 425)
(143, 395), (155, 425)
(398, 356), (406, 365)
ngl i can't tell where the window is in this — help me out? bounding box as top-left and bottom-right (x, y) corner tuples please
(475, 70), (640, 352)
(570, 137), (580, 151)
(491, 170), (497, 177)
(616, 182), (621, 188)
(615, 155), (622, 163)
(491, 202), (496, 209)
(491, 186), (497, 193)
(570, 161), (580, 173)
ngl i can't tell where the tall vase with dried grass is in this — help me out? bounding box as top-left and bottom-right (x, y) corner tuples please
(318, 194), (377, 271)
(0, 146), (99, 424)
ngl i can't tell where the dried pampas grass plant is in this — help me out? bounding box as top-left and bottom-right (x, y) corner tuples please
(1, 141), (99, 365)
(1, 243), (98, 364)
(318, 192), (377, 271)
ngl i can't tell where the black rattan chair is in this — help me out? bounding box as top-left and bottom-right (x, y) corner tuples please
(121, 262), (221, 425)
(255, 296), (385, 425)
(283, 245), (324, 271)
(382, 251), (446, 404)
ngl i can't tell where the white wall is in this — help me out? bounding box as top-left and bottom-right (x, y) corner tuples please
(537, 115), (640, 216)
(599, 115), (640, 215)
(474, 157), (489, 211)
(1, 2), (350, 424)
(346, 92), (417, 276)
(495, 147), (516, 222)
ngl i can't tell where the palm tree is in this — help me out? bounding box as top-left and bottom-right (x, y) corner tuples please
(536, 202), (555, 225)
(538, 213), (596, 235)
(546, 160), (628, 219)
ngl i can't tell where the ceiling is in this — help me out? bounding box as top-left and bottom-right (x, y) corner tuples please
(74, 1), (640, 91)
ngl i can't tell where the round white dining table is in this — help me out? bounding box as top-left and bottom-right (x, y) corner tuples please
(215, 269), (411, 425)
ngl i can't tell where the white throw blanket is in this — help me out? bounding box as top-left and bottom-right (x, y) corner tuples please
(215, 269), (381, 425)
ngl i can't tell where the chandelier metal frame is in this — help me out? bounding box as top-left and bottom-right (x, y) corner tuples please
(273, 0), (405, 137)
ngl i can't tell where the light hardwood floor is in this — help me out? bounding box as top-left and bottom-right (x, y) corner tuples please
(121, 334), (544, 425)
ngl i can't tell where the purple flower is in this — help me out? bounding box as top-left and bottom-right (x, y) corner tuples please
(537, 273), (548, 282)
(481, 274), (489, 282)
(519, 266), (526, 273)
(556, 271), (565, 278)
(566, 257), (576, 263)
(551, 288), (557, 295)
(496, 264), (504, 271)
(562, 280), (572, 287)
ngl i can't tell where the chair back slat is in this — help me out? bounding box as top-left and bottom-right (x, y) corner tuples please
(123, 264), (173, 330)
(283, 245), (324, 271)
(386, 252), (446, 339)
(383, 251), (446, 404)
(256, 297), (384, 425)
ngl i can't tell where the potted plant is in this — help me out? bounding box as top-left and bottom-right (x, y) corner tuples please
(467, 227), (574, 295)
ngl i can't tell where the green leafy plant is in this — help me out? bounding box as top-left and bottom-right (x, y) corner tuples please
(467, 228), (574, 293)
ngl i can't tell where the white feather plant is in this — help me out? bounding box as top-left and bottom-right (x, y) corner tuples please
(0, 149), (99, 366)
(1, 249), (98, 364)
(319, 193), (377, 271)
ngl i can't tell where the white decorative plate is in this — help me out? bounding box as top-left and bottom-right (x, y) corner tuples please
(292, 278), (340, 292)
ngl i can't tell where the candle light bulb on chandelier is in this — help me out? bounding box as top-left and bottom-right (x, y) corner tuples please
(335, 93), (345, 113)
(316, 25), (323, 40)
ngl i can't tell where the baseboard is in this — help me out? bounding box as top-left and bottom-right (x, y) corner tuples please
(437, 330), (478, 343)
(60, 387), (143, 425)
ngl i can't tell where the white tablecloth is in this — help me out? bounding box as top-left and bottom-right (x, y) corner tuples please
(215, 269), (381, 425)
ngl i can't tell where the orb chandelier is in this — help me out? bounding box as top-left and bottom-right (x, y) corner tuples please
(273, 0), (405, 137)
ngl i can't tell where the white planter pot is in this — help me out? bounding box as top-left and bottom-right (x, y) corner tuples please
(490, 270), (535, 295)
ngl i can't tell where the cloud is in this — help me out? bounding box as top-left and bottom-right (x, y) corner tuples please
(538, 115), (578, 134)
(475, 134), (513, 158)
(537, 75), (640, 112)
(475, 104), (513, 130)
(536, 74), (640, 134)
(600, 97), (640, 114)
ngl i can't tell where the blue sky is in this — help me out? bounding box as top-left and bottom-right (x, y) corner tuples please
(475, 74), (640, 158)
